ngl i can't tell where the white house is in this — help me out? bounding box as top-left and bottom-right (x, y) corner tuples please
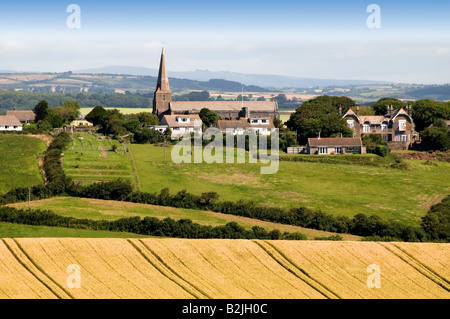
(217, 117), (276, 136)
(0, 115), (23, 131)
(159, 115), (203, 139)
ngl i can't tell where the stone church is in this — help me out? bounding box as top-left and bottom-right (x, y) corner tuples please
(152, 49), (279, 121)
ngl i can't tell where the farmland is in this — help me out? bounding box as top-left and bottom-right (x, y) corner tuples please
(0, 135), (47, 194)
(0, 238), (448, 299)
(7, 197), (360, 240)
(62, 132), (136, 186)
(129, 144), (450, 226)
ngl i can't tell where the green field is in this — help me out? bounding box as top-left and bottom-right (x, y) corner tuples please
(0, 222), (150, 238)
(80, 107), (152, 115)
(0, 134), (46, 194)
(129, 144), (450, 226)
(63, 132), (136, 186)
(7, 197), (359, 240)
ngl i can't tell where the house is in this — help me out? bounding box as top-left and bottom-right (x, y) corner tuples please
(342, 105), (418, 150)
(69, 119), (93, 127)
(152, 48), (279, 121)
(160, 114), (202, 139)
(307, 137), (365, 155)
(217, 117), (276, 136)
(0, 115), (23, 131)
(6, 110), (35, 125)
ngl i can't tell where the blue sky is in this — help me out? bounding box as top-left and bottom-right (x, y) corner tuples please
(0, 0), (449, 83)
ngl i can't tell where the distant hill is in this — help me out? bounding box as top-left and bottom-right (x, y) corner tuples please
(74, 66), (388, 89)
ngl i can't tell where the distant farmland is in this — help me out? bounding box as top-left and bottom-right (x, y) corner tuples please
(0, 135), (46, 194)
(0, 238), (448, 299)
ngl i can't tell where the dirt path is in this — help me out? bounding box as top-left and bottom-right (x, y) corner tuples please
(99, 141), (108, 158)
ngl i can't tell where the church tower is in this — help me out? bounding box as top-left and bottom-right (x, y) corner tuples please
(153, 47), (172, 118)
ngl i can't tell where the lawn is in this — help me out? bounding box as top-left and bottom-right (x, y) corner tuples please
(7, 197), (360, 240)
(0, 134), (47, 194)
(129, 144), (450, 226)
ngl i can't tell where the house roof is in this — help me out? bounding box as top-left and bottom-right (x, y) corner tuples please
(308, 137), (362, 147)
(391, 108), (413, 122)
(170, 101), (278, 112)
(160, 114), (202, 128)
(0, 115), (23, 126)
(342, 108), (360, 121)
(359, 115), (388, 125)
(6, 110), (35, 122)
(217, 118), (275, 130)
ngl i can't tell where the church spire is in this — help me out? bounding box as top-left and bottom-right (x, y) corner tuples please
(156, 47), (170, 93)
(153, 47), (172, 118)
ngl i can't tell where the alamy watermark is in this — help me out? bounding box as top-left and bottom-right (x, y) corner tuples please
(366, 264), (381, 289)
(366, 4), (381, 29)
(67, 264), (81, 289)
(66, 4), (81, 29)
(171, 128), (280, 175)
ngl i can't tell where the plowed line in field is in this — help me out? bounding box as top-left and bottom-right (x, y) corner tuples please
(128, 239), (208, 299)
(392, 243), (450, 287)
(255, 241), (341, 299)
(378, 243), (450, 293)
(1, 239), (72, 299)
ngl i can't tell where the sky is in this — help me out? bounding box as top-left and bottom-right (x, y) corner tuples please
(0, 0), (449, 84)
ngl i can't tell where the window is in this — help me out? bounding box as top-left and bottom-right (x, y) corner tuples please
(347, 120), (354, 128)
(318, 147), (327, 154)
(381, 124), (387, 132)
(261, 119), (268, 124)
(363, 124), (370, 133)
(395, 134), (408, 142)
(398, 120), (406, 131)
(334, 147), (342, 154)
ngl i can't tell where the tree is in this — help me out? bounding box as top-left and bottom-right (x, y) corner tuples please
(136, 112), (159, 126)
(199, 108), (221, 128)
(412, 99), (450, 132)
(286, 96), (353, 144)
(420, 119), (450, 151)
(85, 106), (107, 126)
(372, 98), (405, 115)
(362, 134), (390, 157)
(33, 100), (49, 122)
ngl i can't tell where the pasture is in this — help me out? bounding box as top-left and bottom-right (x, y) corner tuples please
(0, 238), (448, 299)
(129, 144), (450, 226)
(0, 135), (47, 194)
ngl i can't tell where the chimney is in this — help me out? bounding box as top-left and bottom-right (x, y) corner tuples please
(356, 105), (360, 116)
(318, 131), (321, 139)
(339, 104), (342, 115)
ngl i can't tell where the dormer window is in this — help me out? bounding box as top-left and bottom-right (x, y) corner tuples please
(261, 119), (268, 124)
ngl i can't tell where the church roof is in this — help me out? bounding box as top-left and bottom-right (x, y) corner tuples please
(170, 101), (278, 112)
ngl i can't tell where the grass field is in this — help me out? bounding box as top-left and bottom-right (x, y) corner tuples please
(7, 197), (360, 240)
(63, 132), (136, 186)
(129, 144), (450, 226)
(0, 238), (448, 299)
(80, 107), (152, 115)
(0, 135), (47, 194)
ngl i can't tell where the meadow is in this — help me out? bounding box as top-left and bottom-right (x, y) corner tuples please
(0, 135), (47, 194)
(7, 197), (360, 240)
(129, 144), (450, 226)
(0, 238), (448, 299)
(63, 132), (136, 186)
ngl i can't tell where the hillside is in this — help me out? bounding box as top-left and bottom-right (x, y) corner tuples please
(0, 238), (448, 299)
(0, 135), (47, 194)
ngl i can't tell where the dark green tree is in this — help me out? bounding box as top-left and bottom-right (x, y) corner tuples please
(85, 105), (108, 126)
(412, 99), (450, 132)
(372, 98), (406, 115)
(199, 108), (221, 128)
(33, 100), (49, 122)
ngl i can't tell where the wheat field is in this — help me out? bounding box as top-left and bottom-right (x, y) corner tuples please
(0, 238), (448, 299)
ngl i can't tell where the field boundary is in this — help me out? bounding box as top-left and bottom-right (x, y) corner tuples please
(127, 239), (205, 299)
(378, 243), (450, 293)
(126, 143), (141, 191)
(1, 239), (72, 299)
(254, 240), (341, 299)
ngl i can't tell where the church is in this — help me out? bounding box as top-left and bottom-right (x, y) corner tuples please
(152, 48), (279, 121)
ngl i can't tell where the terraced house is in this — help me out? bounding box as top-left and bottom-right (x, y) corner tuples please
(342, 105), (418, 150)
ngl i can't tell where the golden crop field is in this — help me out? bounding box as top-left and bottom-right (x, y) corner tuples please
(0, 238), (448, 299)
